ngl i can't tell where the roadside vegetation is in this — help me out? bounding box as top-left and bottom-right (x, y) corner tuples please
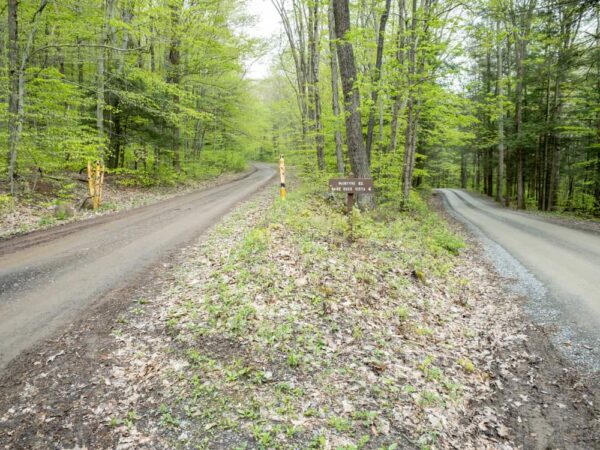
(58, 175), (522, 449)
(0, 163), (248, 239)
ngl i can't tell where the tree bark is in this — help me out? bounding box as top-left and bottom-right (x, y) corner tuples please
(97, 0), (115, 161)
(168, 1), (182, 172)
(401, 0), (419, 202)
(333, 0), (373, 207)
(328, 1), (345, 175)
(7, 0), (49, 195)
(365, 0), (392, 162)
(308, 2), (324, 170)
(7, 0), (19, 194)
(388, 0), (407, 154)
(496, 20), (505, 206)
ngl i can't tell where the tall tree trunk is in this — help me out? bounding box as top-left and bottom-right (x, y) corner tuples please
(7, 0), (49, 195)
(475, 149), (481, 191)
(272, 0), (310, 146)
(168, 1), (182, 172)
(7, 0), (19, 194)
(401, 0), (419, 202)
(496, 20), (505, 206)
(333, 0), (373, 207)
(515, 31), (525, 208)
(513, 0), (535, 209)
(595, 8), (600, 211)
(328, 1), (345, 175)
(97, 0), (116, 161)
(388, 0), (407, 154)
(461, 148), (468, 188)
(365, 0), (392, 162)
(308, 3), (324, 170)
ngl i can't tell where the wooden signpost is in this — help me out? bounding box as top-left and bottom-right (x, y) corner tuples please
(329, 176), (373, 213)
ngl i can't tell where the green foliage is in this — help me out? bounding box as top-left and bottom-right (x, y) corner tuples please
(0, 194), (15, 213)
(2, 0), (259, 197)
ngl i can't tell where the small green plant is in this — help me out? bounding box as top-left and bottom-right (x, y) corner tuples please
(418, 390), (442, 407)
(225, 361), (253, 382)
(308, 433), (326, 449)
(124, 410), (138, 429)
(352, 410), (377, 427)
(38, 215), (56, 227)
(458, 357), (476, 373)
(418, 356), (443, 382)
(443, 381), (464, 402)
(304, 407), (319, 418)
(415, 326), (433, 336)
(328, 416), (351, 432)
(403, 384), (417, 394)
(395, 305), (410, 322)
(159, 404), (180, 428)
(287, 351), (301, 368)
(108, 417), (120, 427)
(432, 230), (465, 256)
(0, 194), (15, 212)
(251, 424), (274, 447)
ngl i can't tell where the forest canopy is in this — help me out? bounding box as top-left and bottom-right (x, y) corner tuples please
(1, 0), (599, 216)
(1, 0), (263, 193)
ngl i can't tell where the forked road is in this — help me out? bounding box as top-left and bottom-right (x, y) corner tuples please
(0, 164), (275, 371)
(438, 189), (600, 366)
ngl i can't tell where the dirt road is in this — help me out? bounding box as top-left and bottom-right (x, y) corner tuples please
(0, 164), (275, 371)
(438, 189), (600, 369)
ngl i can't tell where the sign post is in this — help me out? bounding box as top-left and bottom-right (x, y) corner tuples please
(329, 175), (373, 214)
(279, 155), (286, 200)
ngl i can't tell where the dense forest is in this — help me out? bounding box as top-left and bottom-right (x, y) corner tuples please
(262, 0), (600, 214)
(0, 0), (260, 195)
(1, 0), (599, 215)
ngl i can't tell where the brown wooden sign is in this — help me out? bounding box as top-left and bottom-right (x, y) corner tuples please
(329, 178), (374, 193)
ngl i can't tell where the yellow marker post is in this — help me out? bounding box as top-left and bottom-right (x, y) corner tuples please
(279, 154), (286, 200)
(87, 161), (105, 210)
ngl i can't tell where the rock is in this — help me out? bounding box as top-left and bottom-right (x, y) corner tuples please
(295, 277), (308, 288)
(53, 204), (75, 219)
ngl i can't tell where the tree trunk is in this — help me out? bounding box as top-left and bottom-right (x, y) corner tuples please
(7, 0), (49, 195)
(388, 0), (406, 154)
(7, 0), (19, 194)
(401, 0), (419, 202)
(328, 1), (345, 175)
(595, 8), (600, 211)
(308, 3), (324, 170)
(475, 149), (481, 191)
(496, 21), (505, 206)
(168, 1), (182, 172)
(333, 0), (373, 207)
(97, 0), (116, 161)
(513, 0), (535, 209)
(365, 0), (392, 162)
(515, 31), (525, 209)
(461, 148), (468, 188)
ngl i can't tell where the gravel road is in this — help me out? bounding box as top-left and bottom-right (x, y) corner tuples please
(438, 189), (600, 370)
(0, 164), (275, 371)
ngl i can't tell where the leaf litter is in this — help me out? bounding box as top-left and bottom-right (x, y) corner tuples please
(0, 182), (598, 449)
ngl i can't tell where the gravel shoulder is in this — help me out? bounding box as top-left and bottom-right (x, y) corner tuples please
(430, 192), (600, 450)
